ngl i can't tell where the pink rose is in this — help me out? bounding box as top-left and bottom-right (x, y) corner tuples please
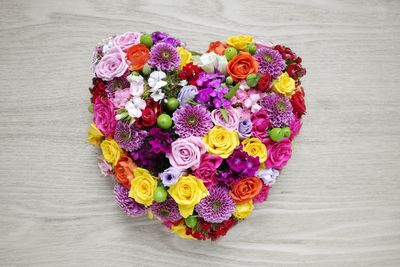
(194, 153), (223, 189)
(93, 97), (116, 137)
(95, 49), (128, 81)
(265, 138), (292, 170)
(166, 136), (207, 170)
(113, 32), (141, 51)
(251, 109), (271, 141)
(210, 107), (240, 130)
(289, 116), (302, 140)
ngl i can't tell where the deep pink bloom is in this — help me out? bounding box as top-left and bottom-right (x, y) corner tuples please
(194, 153), (223, 188)
(265, 138), (292, 170)
(93, 97), (116, 137)
(251, 109), (271, 141)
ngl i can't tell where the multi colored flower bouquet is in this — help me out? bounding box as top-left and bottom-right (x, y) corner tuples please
(87, 32), (306, 240)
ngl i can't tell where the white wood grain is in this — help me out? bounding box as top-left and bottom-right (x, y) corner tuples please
(0, 0), (399, 266)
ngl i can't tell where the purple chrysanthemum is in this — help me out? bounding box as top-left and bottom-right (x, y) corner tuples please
(150, 196), (182, 222)
(105, 70), (129, 98)
(254, 47), (285, 79)
(172, 104), (213, 138)
(260, 93), (294, 127)
(114, 184), (146, 217)
(114, 121), (147, 151)
(148, 43), (180, 71)
(195, 187), (235, 223)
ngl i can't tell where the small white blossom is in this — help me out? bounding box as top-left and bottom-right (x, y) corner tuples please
(125, 96), (146, 118)
(256, 168), (279, 186)
(148, 71), (167, 89)
(128, 74), (145, 96)
(194, 52), (227, 74)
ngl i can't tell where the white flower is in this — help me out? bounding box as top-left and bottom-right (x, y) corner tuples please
(125, 96), (146, 118)
(244, 94), (262, 113)
(148, 70), (167, 89)
(150, 87), (165, 101)
(256, 168), (279, 186)
(194, 52), (227, 74)
(128, 74), (145, 96)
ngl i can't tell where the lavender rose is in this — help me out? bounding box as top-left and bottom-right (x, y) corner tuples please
(177, 85), (198, 105)
(159, 167), (182, 187)
(112, 32), (141, 51)
(95, 49), (128, 81)
(238, 118), (253, 139)
(93, 97), (116, 137)
(210, 107), (240, 131)
(166, 136), (207, 170)
(266, 138), (292, 170)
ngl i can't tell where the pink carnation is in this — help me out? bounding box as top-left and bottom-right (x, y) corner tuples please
(166, 136), (207, 170)
(265, 138), (292, 170)
(93, 97), (116, 137)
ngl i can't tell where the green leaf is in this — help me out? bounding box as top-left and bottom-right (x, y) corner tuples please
(189, 50), (202, 56)
(224, 83), (240, 100)
(219, 108), (229, 123)
(187, 98), (198, 105)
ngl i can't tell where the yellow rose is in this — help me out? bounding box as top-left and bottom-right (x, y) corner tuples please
(129, 168), (157, 207)
(87, 122), (104, 146)
(177, 46), (192, 70)
(272, 72), (296, 98)
(168, 175), (208, 218)
(242, 138), (268, 163)
(226, 35), (254, 50)
(100, 138), (123, 166)
(203, 126), (239, 159)
(171, 221), (194, 240)
(233, 199), (254, 219)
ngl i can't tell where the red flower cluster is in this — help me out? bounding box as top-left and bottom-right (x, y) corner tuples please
(89, 78), (106, 103)
(290, 86), (306, 117)
(273, 45), (306, 80)
(187, 217), (237, 241)
(178, 63), (203, 86)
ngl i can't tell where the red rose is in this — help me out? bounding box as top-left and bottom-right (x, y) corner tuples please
(178, 62), (203, 86)
(290, 87), (306, 117)
(256, 74), (272, 92)
(89, 78), (106, 103)
(135, 99), (162, 128)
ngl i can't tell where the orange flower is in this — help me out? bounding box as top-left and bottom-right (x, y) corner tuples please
(229, 177), (263, 203)
(126, 44), (149, 71)
(115, 155), (137, 189)
(226, 52), (258, 81)
(207, 41), (227, 56)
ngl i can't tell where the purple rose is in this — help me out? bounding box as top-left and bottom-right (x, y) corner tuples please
(266, 138), (292, 170)
(95, 49), (128, 81)
(93, 97), (116, 137)
(166, 136), (207, 170)
(112, 32), (141, 51)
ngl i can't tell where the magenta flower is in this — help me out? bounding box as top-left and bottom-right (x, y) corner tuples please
(93, 97), (116, 137)
(265, 138), (292, 170)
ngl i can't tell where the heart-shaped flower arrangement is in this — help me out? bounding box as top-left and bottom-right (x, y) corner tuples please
(87, 32), (306, 240)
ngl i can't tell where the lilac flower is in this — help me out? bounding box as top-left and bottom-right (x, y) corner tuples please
(159, 167), (181, 186)
(151, 31), (183, 47)
(195, 187), (235, 223)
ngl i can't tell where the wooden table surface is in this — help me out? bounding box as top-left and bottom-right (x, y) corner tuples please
(1, 0), (399, 266)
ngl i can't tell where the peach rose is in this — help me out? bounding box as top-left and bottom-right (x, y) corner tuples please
(229, 177), (263, 203)
(126, 44), (150, 71)
(207, 41), (227, 56)
(115, 155), (137, 189)
(227, 52), (258, 81)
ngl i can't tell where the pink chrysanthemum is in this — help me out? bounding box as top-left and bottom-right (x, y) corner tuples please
(148, 42), (180, 71)
(172, 104), (213, 138)
(195, 187), (235, 223)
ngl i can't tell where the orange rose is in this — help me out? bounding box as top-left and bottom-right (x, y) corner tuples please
(226, 52), (258, 81)
(207, 41), (227, 56)
(126, 44), (149, 71)
(115, 155), (137, 189)
(229, 177), (263, 203)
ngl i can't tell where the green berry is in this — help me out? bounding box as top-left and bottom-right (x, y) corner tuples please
(140, 34), (153, 48)
(154, 186), (167, 203)
(157, 114), (172, 129)
(269, 128), (285, 142)
(246, 73), (258, 87)
(224, 47), (238, 61)
(142, 64), (151, 75)
(166, 97), (179, 111)
(185, 216), (198, 228)
(226, 76), (234, 85)
(88, 103), (93, 113)
(132, 71), (140, 76)
(247, 43), (257, 55)
(282, 126), (291, 137)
